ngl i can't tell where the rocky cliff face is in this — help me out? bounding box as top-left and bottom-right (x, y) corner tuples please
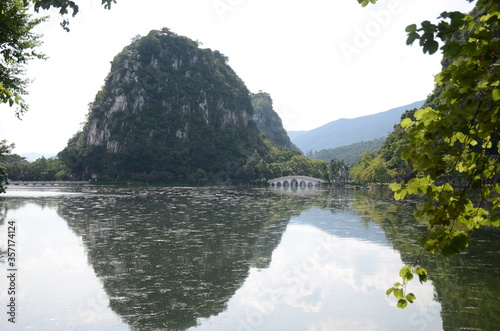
(251, 92), (300, 152)
(61, 29), (268, 181)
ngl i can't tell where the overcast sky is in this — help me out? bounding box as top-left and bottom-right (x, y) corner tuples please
(0, 0), (474, 155)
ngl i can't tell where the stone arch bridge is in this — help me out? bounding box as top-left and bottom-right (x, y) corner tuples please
(268, 176), (325, 188)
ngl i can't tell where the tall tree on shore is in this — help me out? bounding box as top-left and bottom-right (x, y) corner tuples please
(358, 0), (500, 307)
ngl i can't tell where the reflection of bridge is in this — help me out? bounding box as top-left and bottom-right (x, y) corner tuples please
(268, 176), (325, 187)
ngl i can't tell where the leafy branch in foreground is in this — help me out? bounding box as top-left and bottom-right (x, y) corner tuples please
(1, 0), (117, 117)
(360, 0), (500, 307)
(0, 0), (46, 118)
(386, 265), (427, 308)
(33, 0), (117, 31)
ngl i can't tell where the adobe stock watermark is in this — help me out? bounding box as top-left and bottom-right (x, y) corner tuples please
(212, 0), (245, 21)
(340, 1), (403, 64)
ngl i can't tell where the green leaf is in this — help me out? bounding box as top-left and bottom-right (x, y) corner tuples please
(394, 189), (407, 201)
(492, 89), (500, 101)
(389, 182), (401, 191)
(418, 272), (428, 283)
(394, 288), (404, 300)
(414, 108), (437, 121)
(424, 40), (440, 55)
(401, 117), (414, 128)
(414, 267), (427, 275)
(406, 32), (420, 46)
(397, 299), (408, 309)
(405, 24), (417, 33)
(386, 288), (394, 296)
(359, 0), (377, 7)
(399, 265), (410, 278)
(406, 293), (417, 303)
(442, 42), (462, 58)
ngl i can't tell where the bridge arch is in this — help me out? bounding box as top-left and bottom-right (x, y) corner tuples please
(268, 176), (324, 188)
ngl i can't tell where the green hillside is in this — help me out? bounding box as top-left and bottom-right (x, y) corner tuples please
(59, 29), (268, 182)
(311, 137), (385, 164)
(251, 92), (299, 152)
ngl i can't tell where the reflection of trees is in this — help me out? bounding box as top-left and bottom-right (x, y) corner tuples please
(0, 196), (61, 263)
(56, 186), (330, 330)
(7, 186), (498, 330)
(328, 187), (351, 212)
(0, 197), (29, 223)
(430, 228), (500, 330)
(345, 188), (500, 331)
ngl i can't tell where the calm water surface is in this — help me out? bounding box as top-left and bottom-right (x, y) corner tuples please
(0, 185), (498, 331)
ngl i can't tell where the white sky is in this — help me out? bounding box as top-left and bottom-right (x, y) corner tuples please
(0, 0), (475, 155)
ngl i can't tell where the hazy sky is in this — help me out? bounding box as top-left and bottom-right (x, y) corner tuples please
(0, 0), (474, 155)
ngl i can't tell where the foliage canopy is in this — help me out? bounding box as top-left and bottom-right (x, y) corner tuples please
(0, 0), (46, 117)
(359, 0), (500, 307)
(0, 0), (115, 117)
(311, 137), (385, 165)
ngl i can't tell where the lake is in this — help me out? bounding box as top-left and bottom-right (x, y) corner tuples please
(0, 184), (499, 330)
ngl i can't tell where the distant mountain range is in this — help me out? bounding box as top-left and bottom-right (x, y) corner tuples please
(288, 100), (425, 153)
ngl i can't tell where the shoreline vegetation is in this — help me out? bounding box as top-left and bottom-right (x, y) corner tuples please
(5, 179), (392, 189)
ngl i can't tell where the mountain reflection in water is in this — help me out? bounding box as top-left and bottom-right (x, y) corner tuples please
(56, 186), (321, 330)
(0, 185), (498, 331)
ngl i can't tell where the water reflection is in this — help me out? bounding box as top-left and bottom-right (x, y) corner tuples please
(346, 189), (500, 331)
(190, 207), (442, 331)
(55, 187), (329, 330)
(0, 200), (129, 330)
(0, 186), (498, 330)
(268, 186), (323, 195)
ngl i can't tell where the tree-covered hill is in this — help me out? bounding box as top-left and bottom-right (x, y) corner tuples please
(59, 29), (269, 182)
(311, 137), (385, 164)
